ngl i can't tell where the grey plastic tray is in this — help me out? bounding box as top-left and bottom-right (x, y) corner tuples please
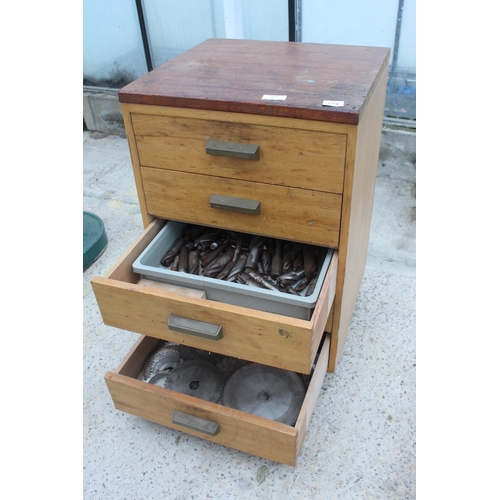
(133, 221), (333, 320)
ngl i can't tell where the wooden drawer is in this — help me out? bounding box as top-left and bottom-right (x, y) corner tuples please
(141, 167), (342, 247)
(91, 218), (338, 374)
(104, 333), (330, 466)
(132, 113), (346, 194)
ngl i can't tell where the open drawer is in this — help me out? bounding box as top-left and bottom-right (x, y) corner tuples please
(104, 333), (331, 466)
(92, 218), (338, 374)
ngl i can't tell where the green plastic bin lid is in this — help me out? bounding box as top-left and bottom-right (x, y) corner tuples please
(83, 211), (108, 271)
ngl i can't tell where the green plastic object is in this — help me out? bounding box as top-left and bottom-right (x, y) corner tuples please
(83, 211), (108, 271)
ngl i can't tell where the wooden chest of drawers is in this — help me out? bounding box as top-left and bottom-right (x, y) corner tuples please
(91, 39), (389, 465)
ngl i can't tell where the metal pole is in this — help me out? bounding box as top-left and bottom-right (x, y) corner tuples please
(288, 0), (296, 42)
(390, 0), (405, 82)
(135, 0), (154, 72)
(295, 0), (302, 42)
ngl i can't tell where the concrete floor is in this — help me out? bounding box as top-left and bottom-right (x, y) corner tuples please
(83, 127), (416, 499)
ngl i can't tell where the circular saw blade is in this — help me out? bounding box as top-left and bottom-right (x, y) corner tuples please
(178, 345), (223, 364)
(163, 360), (224, 403)
(142, 346), (182, 382)
(147, 372), (170, 386)
(221, 364), (305, 425)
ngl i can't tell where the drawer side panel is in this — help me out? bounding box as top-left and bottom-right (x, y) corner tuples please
(295, 334), (330, 454)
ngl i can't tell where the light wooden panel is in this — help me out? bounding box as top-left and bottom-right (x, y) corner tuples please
(295, 334), (330, 454)
(132, 113), (346, 194)
(102, 218), (165, 283)
(105, 333), (330, 466)
(92, 218), (338, 374)
(105, 372), (298, 465)
(137, 279), (207, 299)
(93, 276), (326, 374)
(328, 55), (390, 372)
(141, 168), (342, 248)
(121, 104), (153, 228)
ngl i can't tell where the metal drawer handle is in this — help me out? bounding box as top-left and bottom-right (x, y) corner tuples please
(168, 314), (223, 340)
(172, 410), (220, 436)
(206, 139), (260, 160)
(210, 194), (261, 215)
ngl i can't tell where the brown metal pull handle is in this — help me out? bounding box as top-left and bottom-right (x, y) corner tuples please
(168, 314), (223, 340)
(206, 139), (260, 160)
(210, 194), (261, 215)
(172, 410), (220, 436)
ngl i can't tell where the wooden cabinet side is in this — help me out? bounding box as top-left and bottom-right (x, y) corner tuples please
(327, 60), (389, 372)
(121, 103), (153, 228)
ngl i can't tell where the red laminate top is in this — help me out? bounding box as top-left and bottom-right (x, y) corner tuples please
(118, 38), (390, 125)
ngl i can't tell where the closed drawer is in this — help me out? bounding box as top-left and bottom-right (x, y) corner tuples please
(91, 218), (338, 374)
(141, 167), (342, 247)
(131, 113), (346, 194)
(104, 333), (330, 466)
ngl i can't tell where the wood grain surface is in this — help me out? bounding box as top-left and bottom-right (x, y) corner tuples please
(105, 334), (331, 465)
(119, 39), (390, 125)
(141, 167), (342, 247)
(132, 112), (347, 194)
(92, 220), (338, 374)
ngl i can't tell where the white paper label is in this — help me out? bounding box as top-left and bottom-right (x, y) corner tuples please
(262, 94), (287, 101)
(322, 100), (345, 107)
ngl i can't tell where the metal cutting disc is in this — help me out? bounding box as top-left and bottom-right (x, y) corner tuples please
(222, 364), (305, 425)
(163, 360), (224, 402)
(178, 345), (223, 363)
(142, 346), (182, 382)
(147, 372), (170, 386)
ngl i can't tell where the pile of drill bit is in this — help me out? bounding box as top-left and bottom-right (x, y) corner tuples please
(140, 342), (311, 426)
(159, 224), (324, 296)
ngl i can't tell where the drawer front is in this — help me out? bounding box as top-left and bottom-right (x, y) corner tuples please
(132, 113), (346, 194)
(91, 219), (338, 374)
(104, 334), (330, 466)
(141, 167), (342, 248)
